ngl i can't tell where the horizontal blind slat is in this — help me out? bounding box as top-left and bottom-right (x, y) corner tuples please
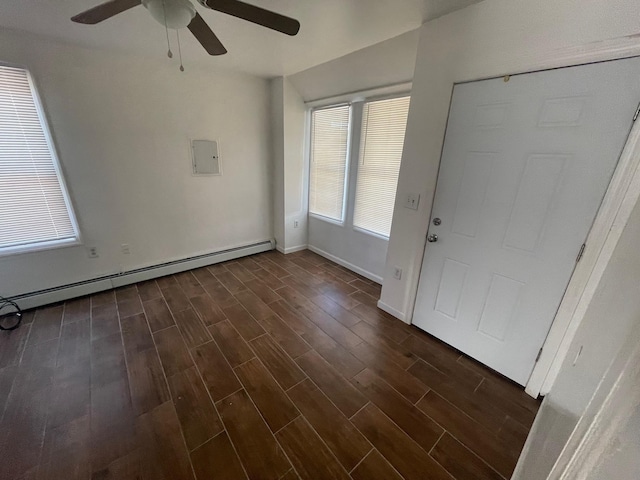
(0, 65), (77, 250)
(353, 96), (410, 237)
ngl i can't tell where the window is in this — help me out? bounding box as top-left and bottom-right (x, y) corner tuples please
(309, 105), (350, 222)
(353, 96), (410, 237)
(0, 65), (79, 255)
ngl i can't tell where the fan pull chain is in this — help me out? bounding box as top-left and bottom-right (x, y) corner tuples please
(162, 0), (173, 58)
(176, 29), (185, 72)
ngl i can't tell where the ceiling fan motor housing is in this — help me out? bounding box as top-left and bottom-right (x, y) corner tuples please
(143, 0), (196, 29)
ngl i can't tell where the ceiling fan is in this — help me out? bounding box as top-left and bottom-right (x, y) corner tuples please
(71, 0), (300, 60)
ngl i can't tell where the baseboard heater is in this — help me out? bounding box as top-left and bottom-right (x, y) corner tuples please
(11, 239), (275, 311)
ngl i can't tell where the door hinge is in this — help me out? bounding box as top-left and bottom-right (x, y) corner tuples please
(634, 102), (640, 122)
(576, 243), (586, 263)
(535, 348), (543, 362)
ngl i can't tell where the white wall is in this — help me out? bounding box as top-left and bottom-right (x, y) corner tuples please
(514, 194), (640, 478)
(0, 27), (272, 298)
(271, 77), (308, 253)
(380, 0), (640, 322)
(288, 29), (419, 102)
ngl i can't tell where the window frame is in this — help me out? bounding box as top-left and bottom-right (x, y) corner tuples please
(308, 103), (353, 225)
(307, 90), (411, 240)
(0, 62), (81, 257)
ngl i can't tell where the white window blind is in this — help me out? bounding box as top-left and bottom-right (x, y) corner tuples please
(0, 65), (78, 254)
(353, 96), (410, 237)
(309, 105), (350, 222)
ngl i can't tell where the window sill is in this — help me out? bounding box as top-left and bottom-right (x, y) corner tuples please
(309, 213), (345, 227)
(353, 226), (390, 241)
(0, 238), (81, 258)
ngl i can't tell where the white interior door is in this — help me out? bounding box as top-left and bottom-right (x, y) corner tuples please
(413, 58), (640, 386)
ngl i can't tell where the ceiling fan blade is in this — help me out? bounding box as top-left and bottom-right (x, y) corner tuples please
(71, 0), (141, 24)
(202, 0), (300, 36)
(188, 13), (228, 55)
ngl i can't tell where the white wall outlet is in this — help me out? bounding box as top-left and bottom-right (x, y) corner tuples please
(393, 266), (403, 280)
(87, 247), (99, 258)
(405, 193), (420, 210)
(121, 244), (131, 255)
(293, 219), (299, 229)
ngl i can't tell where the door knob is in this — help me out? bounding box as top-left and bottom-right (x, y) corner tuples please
(427, 234), (438, 243)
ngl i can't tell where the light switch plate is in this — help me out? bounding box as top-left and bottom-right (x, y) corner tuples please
(405, 193), (420, 210)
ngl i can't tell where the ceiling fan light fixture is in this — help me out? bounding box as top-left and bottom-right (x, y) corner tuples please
(142, 0), (196, 29)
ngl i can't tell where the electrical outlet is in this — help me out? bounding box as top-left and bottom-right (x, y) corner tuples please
(293, 220), (299, 229)
(393, 267), (403, 280)
(405, 193), (420, 210)
(121, 244), (130, 255)
(87, 247), (99, 258)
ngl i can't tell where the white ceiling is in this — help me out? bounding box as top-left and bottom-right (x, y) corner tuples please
(0, 0), (481, 77)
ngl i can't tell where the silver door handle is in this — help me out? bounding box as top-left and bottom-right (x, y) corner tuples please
(427, 234), (438, 243)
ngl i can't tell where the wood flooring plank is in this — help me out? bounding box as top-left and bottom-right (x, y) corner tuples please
(277, 286), (362, 349)
(191, 267), (218, 286)
(0, 324), (31, 368)
(253, 267), (287, 290)
(175, 271), (206, 297)
(243, 278), (282, 304)
(235, 289), (275, 321)
(351, 404), (452, 480)
(237, 256), (263, 272)
(27, 305), (63, 346)
(225, 262), (256, 282)
(117, 296), (144, 319)
(275, 417), (350, 480)
(235, 358), (299, 432)
(258, 259), (291, 279)
(351, 279), (382, 298)
(167, 366), (223, 450)
(192, 340), (242, 401)
(121, 313), (154, 354)
(474, 378), (539, 427)
(295, 350), (366, 417)
(0, 365), (17, 417)
(431, 432), (503, 480)
(162, 285), (192, 315)
(191, 432), (247, 480)
(350, 450), (403, 480)
(417, 391), (518, 478)
(143, 298), (175, 333)
(115, 286), (138, 302)
(202, 282), (239, 309)
(136, 402), (195, 480)
(91, 303), (120, 341)
(223, 303), (266, 341)
(90, 332), (128, 389)
(257, 314), (311, 358)
(350, 303), (411, 344)
(350, 322), (415, 369)
(402, 335), (483, 392)
(174, 308), (211, 349)
(63, 296), (90, 324)
(190, 294), (226, 326)
(154, 326), (194, 377)
(126, 347), (171, 415)
(215, 271), (247, 294)
(287, 379), (371, 471)
(208, 320), (255, 367)
(217, 389), (291, 480)
(408, 359), (507, 432)
(156, 275), (179, 290)
(91, 290), (115, 307)
(350, 342), (428, 403)
(137, 280), (162, 302)
(352, 369), (443, 452)
(250, 334), (306, 390)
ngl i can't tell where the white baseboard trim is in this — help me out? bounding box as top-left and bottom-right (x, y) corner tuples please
(276, 244), (308, 254)
(307, 245), (383, 285)
(377, 300), (409, 324)
(11, 240), (275, 310)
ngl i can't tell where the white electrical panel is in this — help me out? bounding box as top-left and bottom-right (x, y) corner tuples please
(192, 140), (221, 175)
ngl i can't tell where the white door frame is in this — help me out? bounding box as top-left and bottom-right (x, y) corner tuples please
(412, 34), (640, 398)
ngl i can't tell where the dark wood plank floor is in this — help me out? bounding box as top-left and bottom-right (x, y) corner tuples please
(0, 250), (540, 480)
